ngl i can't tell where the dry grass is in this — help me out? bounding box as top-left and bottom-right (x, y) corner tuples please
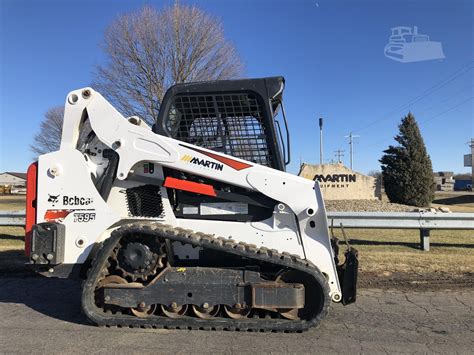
(432, 192), (474, 212)
(0, 196), (26, 253)
(1, 225), (472, 278)
(0, 226), (24, 252)
(332, 228), (474, 275)
(0, 195), (472, 278)
(0, 195), (26, 211)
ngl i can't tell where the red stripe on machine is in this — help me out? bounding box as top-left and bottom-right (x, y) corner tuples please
(25, 162), (38, 257)
(163, 177), (216, 197)
(44, 209), (73, 221)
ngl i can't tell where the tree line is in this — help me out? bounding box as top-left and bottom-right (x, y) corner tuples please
(31, 3), (243, 155)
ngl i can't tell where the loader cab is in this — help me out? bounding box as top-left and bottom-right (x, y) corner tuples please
(153, 77), (290, 171)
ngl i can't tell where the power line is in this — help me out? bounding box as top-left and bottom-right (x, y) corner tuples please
(353, 60), (474, 133)
(359, 96), (473, 149)
(344, 133), (360, 169)
(421, 96), (473, 124)
(334, 149), (345, 163)
(414, 84), (474, 115)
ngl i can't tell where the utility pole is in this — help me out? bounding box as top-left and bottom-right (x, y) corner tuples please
(471, 139), (474, 187)
(319, 118), (323, 165)
(334, 149), (345, 164)
(470, 139), (474, 188)
(344, 132), (360, 170)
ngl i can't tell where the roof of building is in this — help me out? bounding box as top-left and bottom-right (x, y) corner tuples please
(2, 172), (27, 180)
(433, 171), (454, 177)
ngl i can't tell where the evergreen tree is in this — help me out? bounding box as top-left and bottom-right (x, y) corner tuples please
(380, 112), (434, 207)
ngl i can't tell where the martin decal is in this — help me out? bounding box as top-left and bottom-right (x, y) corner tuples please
(181, 155), (224, 171)
(179, 144), (252, 171)
(313, 174), (357, 183)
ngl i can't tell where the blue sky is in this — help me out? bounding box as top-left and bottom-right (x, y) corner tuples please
(0, 0), (472, 175)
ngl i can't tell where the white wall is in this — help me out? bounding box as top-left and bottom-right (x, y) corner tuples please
(299, 163), (377, 200)
(0, 173), (26, 187)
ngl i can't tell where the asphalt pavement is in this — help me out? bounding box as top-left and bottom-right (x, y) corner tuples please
(0, 277), (472, 354)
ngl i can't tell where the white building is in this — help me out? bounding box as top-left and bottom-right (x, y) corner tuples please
(433, 171), (455, 191)
(0, 172), (27, 187)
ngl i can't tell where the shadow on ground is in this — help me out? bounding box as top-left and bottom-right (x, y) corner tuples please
(0, 233), (24, 241)
(433, 194), (474, 205)
(0, 273), (89, 325)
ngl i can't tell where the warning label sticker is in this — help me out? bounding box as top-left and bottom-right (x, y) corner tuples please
(200, 202), (248, 215)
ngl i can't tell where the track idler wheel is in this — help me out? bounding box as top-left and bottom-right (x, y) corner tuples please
(192, 304), (220, 319)
(161, 303), (188, 318)
(223, 305), (251, 319)
(100, 275), (157, 318)
(277, 308), (299, 320)
(131, 304), (157, 318)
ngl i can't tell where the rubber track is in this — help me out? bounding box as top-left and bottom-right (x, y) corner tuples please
(82, 221), (331, 332)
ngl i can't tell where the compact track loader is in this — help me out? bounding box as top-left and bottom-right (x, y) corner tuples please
(26, 77), (357, 332)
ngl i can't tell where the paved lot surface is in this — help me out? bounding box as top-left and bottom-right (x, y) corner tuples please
(0, 277), (473, 354)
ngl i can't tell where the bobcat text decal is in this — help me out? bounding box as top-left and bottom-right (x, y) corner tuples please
(63, 195), (94, 205)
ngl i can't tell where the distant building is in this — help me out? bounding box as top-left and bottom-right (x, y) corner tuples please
(433, 171), (455, 191)
(299, 163), (378, 200)
(464, 138), (474, 188)
(0, 172), (27, 187)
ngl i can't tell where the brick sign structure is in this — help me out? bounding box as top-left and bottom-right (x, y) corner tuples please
(298, 163), (378, 200)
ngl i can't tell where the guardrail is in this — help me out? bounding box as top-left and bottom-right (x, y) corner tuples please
(326, 211), (474, 251)
(0, 211), (25, 227)
(1, 210), (473, 251)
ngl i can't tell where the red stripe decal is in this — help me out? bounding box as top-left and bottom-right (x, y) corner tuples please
(163, 177), (216, 197)
(44, 209), (73, 222)
(182, 145), (252, 171)
(25, 162), (38, 257)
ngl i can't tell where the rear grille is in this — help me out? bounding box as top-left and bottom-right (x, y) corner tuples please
(166, 93), (273, 167)
(125, 185), (164, 218)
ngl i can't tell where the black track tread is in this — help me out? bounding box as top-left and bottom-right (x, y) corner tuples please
(82, 221), (331, 332)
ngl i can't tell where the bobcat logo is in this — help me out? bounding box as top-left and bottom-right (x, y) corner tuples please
(48, 194), (60, 205)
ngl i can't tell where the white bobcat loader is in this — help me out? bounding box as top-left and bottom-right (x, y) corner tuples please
(26, 77), (357, 332)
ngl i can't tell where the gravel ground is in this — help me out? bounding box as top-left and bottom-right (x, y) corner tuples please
(325, 199), (414, 212)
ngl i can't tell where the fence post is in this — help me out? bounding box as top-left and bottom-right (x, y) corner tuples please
(420, 229), (430, 251)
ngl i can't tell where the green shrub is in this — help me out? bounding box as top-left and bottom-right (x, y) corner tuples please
(380, 112), (434, 207)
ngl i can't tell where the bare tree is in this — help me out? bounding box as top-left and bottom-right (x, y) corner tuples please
(94, 4), (244, 125)
(30, 106), (64, 156)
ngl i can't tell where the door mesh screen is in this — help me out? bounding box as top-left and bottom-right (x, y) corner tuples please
(165, 93), (273, 167)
